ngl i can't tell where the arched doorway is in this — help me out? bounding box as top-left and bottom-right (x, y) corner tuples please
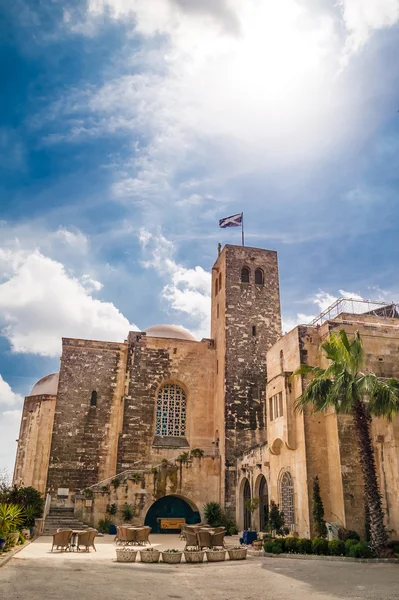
(258, 476), (269, 531)
(243, 478), (251, 530)
(144, 495), (200, 533)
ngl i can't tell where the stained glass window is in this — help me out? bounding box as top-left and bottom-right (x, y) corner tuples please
(155, 383), (187, 437)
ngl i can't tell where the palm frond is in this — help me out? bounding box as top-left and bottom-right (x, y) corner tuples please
(368, 378), (399, 421)
(295, 376), (333, 413)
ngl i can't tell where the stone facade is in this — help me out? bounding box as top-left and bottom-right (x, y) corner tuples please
(211, 245), (281, 514)
(13, 243), (399, 540)
(236, 313), (399, 540)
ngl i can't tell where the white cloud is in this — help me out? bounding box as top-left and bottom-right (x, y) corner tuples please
(0, 375), (23, 407)
(139, 229), (211, 338)
(0, 409), (22, 474)
(0, 375), (23, 473)
(0, 248), (137, 356)
(340, 0), (399, 59)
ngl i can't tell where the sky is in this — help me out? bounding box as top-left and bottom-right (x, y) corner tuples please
(1, 0), (399, 474)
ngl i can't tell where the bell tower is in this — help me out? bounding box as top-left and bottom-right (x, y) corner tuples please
(211, 244), (282, 514)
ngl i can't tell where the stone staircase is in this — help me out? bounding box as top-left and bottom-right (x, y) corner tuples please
(43, 507), (90, 535)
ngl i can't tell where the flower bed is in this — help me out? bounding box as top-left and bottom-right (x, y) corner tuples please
(227, 546), (247, 560)
(263, 537), (375, 559)
(162, 549), (183, 564)
(140, 548), (160, 563)
(184, 549), (205, 563)
(116, 547), (137, 563)
(206, 549), (225, 562)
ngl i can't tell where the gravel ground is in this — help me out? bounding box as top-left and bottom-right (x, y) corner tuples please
(0, 535), (398, 600)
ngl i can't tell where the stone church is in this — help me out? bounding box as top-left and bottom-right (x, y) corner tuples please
(13, 244), (399, 538)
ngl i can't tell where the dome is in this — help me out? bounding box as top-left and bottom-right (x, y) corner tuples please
(29, 373), (59, 397)
(144, 324), (196, 342)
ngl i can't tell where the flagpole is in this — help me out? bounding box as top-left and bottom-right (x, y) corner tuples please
(241, 212), (245, 246)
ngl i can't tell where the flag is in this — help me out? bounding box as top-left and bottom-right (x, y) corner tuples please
(219, 213), (243, 228)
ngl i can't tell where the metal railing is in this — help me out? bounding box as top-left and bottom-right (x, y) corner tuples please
(309, 298), (399, 328)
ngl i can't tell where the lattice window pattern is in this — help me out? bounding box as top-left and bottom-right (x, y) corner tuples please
(155, 383), (187, 437)
(279, 471), (295, 528)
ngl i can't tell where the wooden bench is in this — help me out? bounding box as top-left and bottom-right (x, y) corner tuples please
(157, 518), (186, 531)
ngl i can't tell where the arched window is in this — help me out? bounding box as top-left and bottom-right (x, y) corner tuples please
(90, 391), (97, 407)
(241, 267), (250, 283)
(255, 268), (264, 285)
(259, 476), (269, 531)
(243, 478), (251, 530)
(155, 383), (187, 437)
(279, 471), (295, 529)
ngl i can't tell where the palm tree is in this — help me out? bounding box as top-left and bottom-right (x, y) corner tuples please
(294, 329), (399, 553)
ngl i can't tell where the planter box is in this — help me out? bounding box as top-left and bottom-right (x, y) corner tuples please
(184, 550), (205, 563)
(116, 547), (138, 563)
(242, 531), (257, 545)
(162, 551), (183, 564)
(206, 550), (226, 562)
(228, 548), (247, 560)
(140, 549), (160, 563)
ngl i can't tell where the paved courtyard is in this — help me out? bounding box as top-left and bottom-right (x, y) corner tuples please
(0, 535), (398, 600)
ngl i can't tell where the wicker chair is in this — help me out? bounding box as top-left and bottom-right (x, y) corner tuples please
(197, 529), (212, 550)
(135, 526), (151, 545)
(184, 529), (199, 550)
(51, 529), (73, 552)
(211, 530), (226, 549)
(125, 528), (137, 545)
(77, 529), (97, 552)
(213, 526), (226, 534)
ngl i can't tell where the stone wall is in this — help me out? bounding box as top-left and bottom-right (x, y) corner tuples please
(74, 455), (221, 528)
(117, 333), (216, 471)
(13, 394), (56, 494)
(212, 245), (281, 516)
(47, 338), (128, 505)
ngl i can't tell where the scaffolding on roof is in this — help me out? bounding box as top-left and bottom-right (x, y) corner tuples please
(308, 298), (399, 328)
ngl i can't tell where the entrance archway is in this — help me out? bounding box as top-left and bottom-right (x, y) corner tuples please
(258, 476), (269, 531)
(144, 495), (201, 533)
(243, 478), (251, 530)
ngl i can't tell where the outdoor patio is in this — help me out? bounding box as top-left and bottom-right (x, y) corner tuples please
(14, 534), (242, 562)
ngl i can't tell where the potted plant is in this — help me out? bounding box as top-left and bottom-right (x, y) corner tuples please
(227, 545), (247, 560)
(205, 548), (226, 562)
(140, 548), (160, 563)
(242, 497), (260, 545)
(162, 549), (183, 564)
(0, 504), (24, 551)
(115, 547), (138, 563)
(184, 549), (205, 563)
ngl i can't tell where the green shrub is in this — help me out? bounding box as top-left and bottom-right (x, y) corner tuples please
(328, 539), (345, 556)
(190, 448), (204, 458)
(130, 473), (141, 484)
(387, 540), (399, 555)
(106, 503), (117, 516)
(348, 541), (374, 559)
(312, 537), (329, 555)
(338, 528), (360, 541)
(284, 537), (298, 553)
(120, 503), (135, 522)
(297, 538), (313, 554)
(204, 502), (223, 527)
(98, 518), (112, 534)
(267, 500), (286, 536)
(264, 540), (284, 554)
(111, 477), (121, 489)
(345, 539), (359, 555)
(312, 476), (327, 538)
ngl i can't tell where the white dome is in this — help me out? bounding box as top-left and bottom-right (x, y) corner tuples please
(29, 373), (59, 396)
(145, 324), (196, 341)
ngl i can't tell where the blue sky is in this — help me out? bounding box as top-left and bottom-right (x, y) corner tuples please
(1, 0), (399, 473)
